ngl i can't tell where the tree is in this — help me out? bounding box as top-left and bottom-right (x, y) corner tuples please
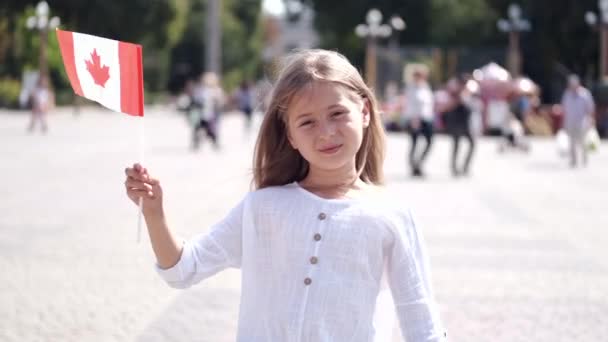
(167, 0), (263, 93)
(0, 0), (177, 96)
(429, 0), (500, 46)
(303, 0), (432, 69)
(487, 0), (598, 101)
(296, 0), (601, 102)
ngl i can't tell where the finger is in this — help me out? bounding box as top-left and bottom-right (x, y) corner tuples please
(131, 173), (158, 185)
(125, 168), (151, 182)
(124, 177), (152, 189)
(124, 179), (153, 191)
(125, 171), (143, 182)
(127, 188), (155, 198)
(125, 167), (142, 179)
(126, 184), (154, 196)
(146, 176), (159, 186)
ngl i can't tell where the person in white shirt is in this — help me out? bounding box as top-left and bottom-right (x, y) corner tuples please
(28, 75), (53, 134)
(560, 74), (595, 167)
(190, 72), (224, 150)
(403, 67), (435, 177)
(124, 49), (446, 342)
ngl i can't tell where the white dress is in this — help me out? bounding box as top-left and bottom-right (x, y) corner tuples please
(156, 182), (446, 342)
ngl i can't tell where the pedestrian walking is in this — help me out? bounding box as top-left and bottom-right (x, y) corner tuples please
(27, 75), (54, 134)
(189, 72), (224, 150)
(234, 80), (254, 130)
(403, 66), (434, 177)
(443, 76), (475, 177)
(560, 74), (595, 167)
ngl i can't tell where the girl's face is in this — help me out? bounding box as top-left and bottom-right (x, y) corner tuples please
(285, 81), (370, 173)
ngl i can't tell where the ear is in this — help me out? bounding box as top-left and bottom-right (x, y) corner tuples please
(362, 98), (371, 128)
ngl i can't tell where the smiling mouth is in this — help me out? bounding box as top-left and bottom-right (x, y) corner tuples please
(319, 144), (342, 154)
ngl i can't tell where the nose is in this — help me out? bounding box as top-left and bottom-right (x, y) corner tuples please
(318, 119), (336, 138)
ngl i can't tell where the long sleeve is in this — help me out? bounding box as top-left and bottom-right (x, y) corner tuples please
(387, 209), (446, 342)
(155, 196), (245, 289)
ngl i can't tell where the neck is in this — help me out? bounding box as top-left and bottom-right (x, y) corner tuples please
(299, 161), (366, 198)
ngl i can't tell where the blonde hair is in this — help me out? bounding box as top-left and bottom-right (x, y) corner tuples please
(253, 49), (386, 189)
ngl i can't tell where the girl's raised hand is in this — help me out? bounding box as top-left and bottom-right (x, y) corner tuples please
(124, 163), (164, 216)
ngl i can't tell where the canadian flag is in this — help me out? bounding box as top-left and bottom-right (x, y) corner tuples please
(56, 29), (144, 116)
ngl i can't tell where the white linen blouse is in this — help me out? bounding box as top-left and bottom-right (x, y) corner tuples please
(156, 182), (446, 342)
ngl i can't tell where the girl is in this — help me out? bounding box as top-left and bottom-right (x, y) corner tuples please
(124, 49), (446, 341)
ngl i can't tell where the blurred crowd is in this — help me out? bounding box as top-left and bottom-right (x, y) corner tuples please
(174, 72), (270, 150)
(381, 63), (602, 176)
(19, 57), (602, 175)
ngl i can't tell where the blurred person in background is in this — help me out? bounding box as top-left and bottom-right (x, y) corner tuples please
(233, 80), (254, 131)
(499, 87), (531, 153)
(191, 72), (225, 150)
(403, 67), (434, 178)
(254, 78), (272, 115)
(381, 81), (402, 132)
(27, 75), (54, 134)
(462, 79), (484, 137)
(561, 74), (595, 167)
(443, 76), (475, 177)
(177, 79), (199, 143)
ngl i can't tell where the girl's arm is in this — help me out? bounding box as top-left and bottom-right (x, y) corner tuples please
(125, 163), (245, 289)
(125, 164), (182, 269)
(153, 194), (246, 289)
(144, 208), (183, 270)
(387, 210), (447, 342)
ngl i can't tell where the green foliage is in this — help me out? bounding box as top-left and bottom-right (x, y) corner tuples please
(167, 0), (190, 46)
(2, 0), (263, 101)
(7, 6), (70, 96)
(222, 0), (263, 90)
(0, 77), (21, 108)
(168, 0), (263, 93)
(0, 0), (177, 98)
(300, 0), (603, 101)
(167, 0), (208, 92)
(304, 0), (432, 67)
(486, 0), (598, 101)
(430, 0), (499, 45)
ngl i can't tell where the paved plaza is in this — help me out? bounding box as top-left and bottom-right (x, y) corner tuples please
(1, 106), (607, 341)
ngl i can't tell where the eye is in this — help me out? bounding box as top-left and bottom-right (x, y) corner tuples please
(332, 111), (345, 117)
(299, 120), (313, 127)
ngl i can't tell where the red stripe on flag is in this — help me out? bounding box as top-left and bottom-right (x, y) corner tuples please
(56, 29), (83, 97)
(118, 42), (144, 116)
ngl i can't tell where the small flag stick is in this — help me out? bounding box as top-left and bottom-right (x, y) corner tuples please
(137, 117), (145, 243)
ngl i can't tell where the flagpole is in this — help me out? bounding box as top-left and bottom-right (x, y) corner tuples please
(137, 116), (145, 243)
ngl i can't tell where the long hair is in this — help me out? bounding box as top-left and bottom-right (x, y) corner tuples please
(253, 49), (386, 189)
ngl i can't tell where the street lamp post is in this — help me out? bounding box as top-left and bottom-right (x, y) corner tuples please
(388, 15), (406, 50)
(585, 0), (608, 81)
(355, 9), (392, 91)
(205, 0), (221, 75)
(497, 3), (530, 77)
(26, 1), (60, 81)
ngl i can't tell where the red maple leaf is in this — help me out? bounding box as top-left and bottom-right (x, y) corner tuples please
(85, 49), (110, 87)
